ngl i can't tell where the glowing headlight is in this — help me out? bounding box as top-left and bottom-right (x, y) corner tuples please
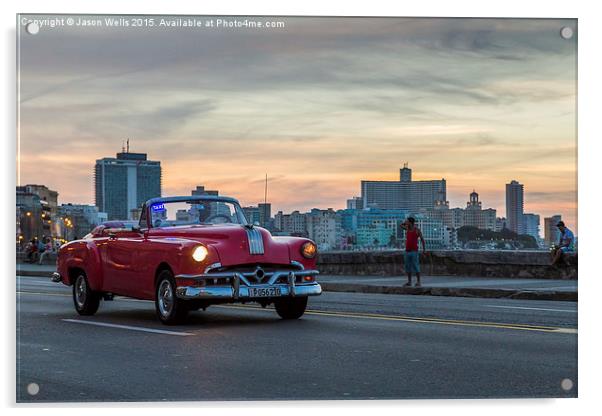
(301, 242), (317, 259)
(192, 245), (209, 262)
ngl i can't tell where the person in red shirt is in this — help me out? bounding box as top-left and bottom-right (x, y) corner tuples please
(400, 217), (426, 287)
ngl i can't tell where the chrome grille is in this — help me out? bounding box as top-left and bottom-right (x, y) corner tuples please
(205, 263), (304, 285)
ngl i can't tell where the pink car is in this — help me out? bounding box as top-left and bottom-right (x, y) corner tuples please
(53, 196), (321, 324)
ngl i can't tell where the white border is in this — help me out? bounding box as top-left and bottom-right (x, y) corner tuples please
(3, 0), (600, 414)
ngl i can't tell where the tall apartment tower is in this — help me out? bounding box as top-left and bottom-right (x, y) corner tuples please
(361, 165), (446, 212)
(95, 150), (161, 220)
(505, 180), (524, 234)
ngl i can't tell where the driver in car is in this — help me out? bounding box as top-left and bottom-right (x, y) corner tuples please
(197, 203), (210, 224)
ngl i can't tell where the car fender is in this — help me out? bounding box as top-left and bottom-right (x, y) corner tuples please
(58, 239), (104, 291)
(273, 236), (318, 270)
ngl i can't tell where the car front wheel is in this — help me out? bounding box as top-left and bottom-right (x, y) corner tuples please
(155, 270), (188, 325)
(73, 273), (101, 316)
(274, 297), (308, 320)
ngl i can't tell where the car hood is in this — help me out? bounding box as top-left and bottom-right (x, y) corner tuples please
(148, 224), (291, 266)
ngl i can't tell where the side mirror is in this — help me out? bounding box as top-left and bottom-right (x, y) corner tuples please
(108, 232), (117, 239)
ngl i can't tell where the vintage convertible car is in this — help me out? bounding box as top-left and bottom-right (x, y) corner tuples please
(52, 195), (322, 324)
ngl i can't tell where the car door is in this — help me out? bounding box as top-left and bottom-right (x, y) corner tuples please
(103, 229), (145, 296)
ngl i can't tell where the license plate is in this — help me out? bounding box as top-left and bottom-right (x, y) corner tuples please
(247, 287), (282, 298)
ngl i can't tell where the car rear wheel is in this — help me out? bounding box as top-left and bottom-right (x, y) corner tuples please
(274, 297), (308, 319)
(155, 270), (188, 325)
(73, 273), (101, 316)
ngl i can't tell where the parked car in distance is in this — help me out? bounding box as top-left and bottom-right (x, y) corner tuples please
(52, 195), (321, 324)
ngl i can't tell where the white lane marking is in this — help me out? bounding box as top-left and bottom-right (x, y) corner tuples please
(483, 305), (577, 313)
(18, 291), (576, 334)
(553, 328), (578, 334)
(62, 319), (194, 336)
(521, 286), (577, 291)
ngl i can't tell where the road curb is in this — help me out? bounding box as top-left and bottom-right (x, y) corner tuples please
(17, 270), (54, 278)
(320, 282), (577, 302)
(17, 271), (577, 302)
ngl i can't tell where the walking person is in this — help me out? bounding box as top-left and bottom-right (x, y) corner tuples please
(551, 221), (575, 266)
(400, 217), (426, 287)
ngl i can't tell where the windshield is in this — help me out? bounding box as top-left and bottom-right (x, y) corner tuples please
(148, 200), (247, 228)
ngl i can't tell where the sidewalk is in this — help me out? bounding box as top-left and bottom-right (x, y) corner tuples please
(16, 263), (56, 276)
(15, 263), (577, 301)
(319, 275), (577, 301)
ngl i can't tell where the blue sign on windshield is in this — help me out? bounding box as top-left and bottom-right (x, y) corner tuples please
(151, 203), (165, 212)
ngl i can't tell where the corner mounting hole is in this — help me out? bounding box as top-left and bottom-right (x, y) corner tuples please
(25, 22), (40, 35)
(27, 383), (40, 395)
(560, 27), (574, 40)
(561, 378), (573, 391)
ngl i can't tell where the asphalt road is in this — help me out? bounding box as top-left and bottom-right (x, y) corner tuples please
(16, 275), (578, 402)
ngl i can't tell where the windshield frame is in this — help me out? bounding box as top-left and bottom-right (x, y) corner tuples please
(142, 198), (248, 229)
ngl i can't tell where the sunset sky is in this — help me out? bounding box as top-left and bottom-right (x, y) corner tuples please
(18, 16), (577, 230)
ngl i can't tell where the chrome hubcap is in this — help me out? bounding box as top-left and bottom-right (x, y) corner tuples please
(75, 275), (87, 308)
(158, 279), (174, 317)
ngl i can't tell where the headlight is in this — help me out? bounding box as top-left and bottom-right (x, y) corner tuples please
(192, 245), (209, 262)
(301, 242), (317, 259)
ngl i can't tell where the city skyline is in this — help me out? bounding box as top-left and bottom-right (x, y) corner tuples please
(18, 16), (577, 230)
(18, 161), (571, 237)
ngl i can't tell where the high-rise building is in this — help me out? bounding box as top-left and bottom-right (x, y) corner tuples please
(95, 150), (161, 220)
(463, 190), (497, 231)
(361, 165), (446, 211)
(505, 180), (524, 234)
(523, 213), (541, 242)
(544, 215), (562, 247)
(191, 185), (218, 196)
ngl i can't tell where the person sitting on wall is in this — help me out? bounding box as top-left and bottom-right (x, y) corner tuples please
(25, 238), (38, 263)
(551, 221), (575, 266)
(38, 237), (54, 265)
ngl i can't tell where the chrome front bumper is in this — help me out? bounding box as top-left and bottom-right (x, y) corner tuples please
(174, 269), (321, 300)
